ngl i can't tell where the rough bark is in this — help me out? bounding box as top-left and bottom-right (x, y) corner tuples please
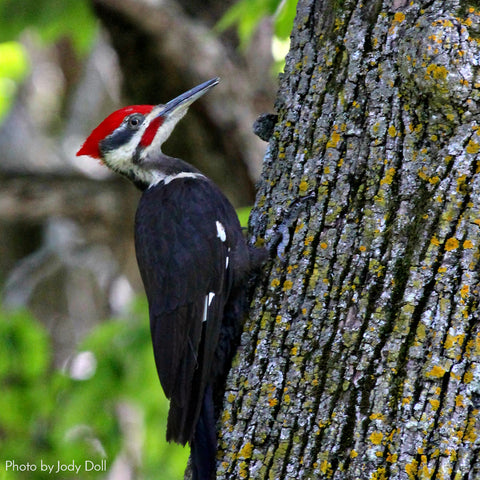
(218, 1), (480, 479)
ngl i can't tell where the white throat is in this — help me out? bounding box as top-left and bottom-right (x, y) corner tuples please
(102, 105), (199, 189)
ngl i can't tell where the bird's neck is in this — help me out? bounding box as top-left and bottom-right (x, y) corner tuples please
(125, 153), (203, 191)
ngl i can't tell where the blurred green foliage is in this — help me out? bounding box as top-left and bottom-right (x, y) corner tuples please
(0, 0), (97, 52)
(217, 0), (297, 48)
(0, 300), (189, 479)
(0, 42), (28, 121)
(0, 0), (97, 121)
(217, 0), (297, 72)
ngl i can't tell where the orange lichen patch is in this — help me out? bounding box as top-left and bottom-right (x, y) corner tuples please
(405, 459), (418, 479)
(388, 125), (397, 137)
(327, 131), (341, 148)
(466, 139), (480, 154)
(426, 365), (446, 378)
(320, 459), (332, 475)
(304, 235), (314, 246)
(380, 167), (396, 185)
(386, 453), (398, 463)
(268, 398), (278, 407)
(418, 170), (428, 181)
(445, 237), (459, 251)
(425, 63), (448, 80)
(444, 333), (465, 350)
(299, 180), (309, 193)
(369, 432), (384, 445)
(238, 442), (253, 459)
(460, 284), (470, 299)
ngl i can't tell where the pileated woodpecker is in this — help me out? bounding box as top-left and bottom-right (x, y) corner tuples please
(77, 78), (262, 480)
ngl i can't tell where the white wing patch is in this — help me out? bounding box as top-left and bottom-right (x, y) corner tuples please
(208, 292), (215, 305)
(216, 221), (226, 242)
(225, 247), (231, 269)
(203, 292), (216, 322)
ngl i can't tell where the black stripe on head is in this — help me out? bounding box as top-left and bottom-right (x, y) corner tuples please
(99, 113), (145, 155)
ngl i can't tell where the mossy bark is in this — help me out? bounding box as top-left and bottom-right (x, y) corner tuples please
(218, 1), (480, 479)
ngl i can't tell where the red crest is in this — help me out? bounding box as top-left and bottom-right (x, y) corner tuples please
(77, 105), (154, 159)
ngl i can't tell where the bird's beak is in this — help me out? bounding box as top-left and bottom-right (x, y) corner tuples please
(157, 77), (220, 119)
(138, 78), (220, 155)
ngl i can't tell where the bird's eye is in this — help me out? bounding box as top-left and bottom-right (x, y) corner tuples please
(127, 114), (144, 129)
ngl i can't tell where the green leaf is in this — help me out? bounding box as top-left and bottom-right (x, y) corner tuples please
(217, 0), (298, 49)
(216, 0), (279, 49)
(274, 0), (298, 39)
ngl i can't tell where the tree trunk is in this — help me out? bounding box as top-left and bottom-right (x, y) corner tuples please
(218, 1), (480, 479)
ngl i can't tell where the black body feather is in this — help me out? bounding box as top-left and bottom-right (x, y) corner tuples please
(134, 174), (253, 478)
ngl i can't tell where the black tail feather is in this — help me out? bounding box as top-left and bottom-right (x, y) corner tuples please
(190, 384), (216, 480)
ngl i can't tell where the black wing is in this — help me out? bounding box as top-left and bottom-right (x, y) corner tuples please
(134, 177), (240, 444)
